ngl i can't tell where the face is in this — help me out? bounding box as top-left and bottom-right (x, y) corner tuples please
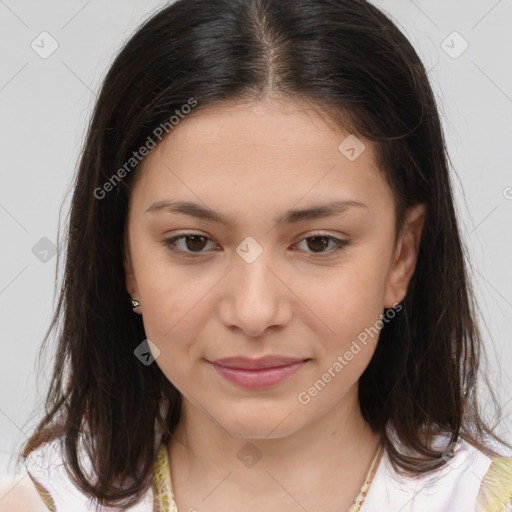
(124, 98), (425, 439)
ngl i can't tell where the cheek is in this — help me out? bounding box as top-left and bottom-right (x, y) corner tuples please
(139, 283), (206, 347)
(133, 262), (221, 378)
(139, 287), (204, 385)
(130, 239), (208, 334)
(303, 253), (389, 364)
(316, 259), (387, 325)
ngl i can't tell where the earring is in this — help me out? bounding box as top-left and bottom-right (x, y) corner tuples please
(131, 299), (140, 309)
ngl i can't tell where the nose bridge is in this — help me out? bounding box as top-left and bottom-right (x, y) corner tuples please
(224, 234), (288, 335)
(234, 234), (277, 301)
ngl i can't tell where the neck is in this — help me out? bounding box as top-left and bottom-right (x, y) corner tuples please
(167, 384), (382, 510)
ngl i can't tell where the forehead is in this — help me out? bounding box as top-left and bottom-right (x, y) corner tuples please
(155, 98), (359, 159)
(131, 98), (393, 218)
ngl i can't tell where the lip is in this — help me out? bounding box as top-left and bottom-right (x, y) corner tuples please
(211, 355), (308, 370)
(208, 356), (309, 390)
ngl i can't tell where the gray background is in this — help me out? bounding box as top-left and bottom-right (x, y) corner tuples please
(1, 0), (511, 497)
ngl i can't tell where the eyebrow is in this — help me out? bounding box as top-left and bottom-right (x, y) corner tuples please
(146, 199), (367, 228)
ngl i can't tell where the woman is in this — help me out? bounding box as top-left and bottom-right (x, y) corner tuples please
(11, 0), (512, 510)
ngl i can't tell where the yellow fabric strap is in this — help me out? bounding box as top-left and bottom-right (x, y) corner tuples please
(476, 456), (512, 512)
(27, 471), (56, 511)
(153, 444), (178, 512)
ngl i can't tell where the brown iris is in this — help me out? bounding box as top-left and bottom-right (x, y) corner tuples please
(184, 235), (208, 252)
(306, 236), (330, 253)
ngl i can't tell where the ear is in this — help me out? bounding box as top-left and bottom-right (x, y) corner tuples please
(383, 203), (426, 308)
(123, 244), (142, 313)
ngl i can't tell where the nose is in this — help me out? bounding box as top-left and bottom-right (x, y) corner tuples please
(218, 242), (292, 338)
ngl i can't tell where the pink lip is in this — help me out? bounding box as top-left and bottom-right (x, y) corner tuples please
(208, 356), (309, 389)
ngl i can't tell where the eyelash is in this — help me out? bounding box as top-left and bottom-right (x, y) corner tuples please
(162, 232), (351, 258)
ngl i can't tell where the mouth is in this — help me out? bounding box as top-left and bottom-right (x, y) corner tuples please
(207, 356), (310, 389)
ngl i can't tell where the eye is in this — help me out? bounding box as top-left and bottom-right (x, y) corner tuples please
(163, 233), (218, 256)
(294, 233), (350, 255)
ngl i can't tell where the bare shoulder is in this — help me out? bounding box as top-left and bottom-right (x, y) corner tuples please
(0, 473), (49, 512)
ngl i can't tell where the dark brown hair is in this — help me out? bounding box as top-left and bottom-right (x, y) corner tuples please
(19, 0), (510, 508)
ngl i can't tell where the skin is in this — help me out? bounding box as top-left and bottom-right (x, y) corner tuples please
(0, 477), (49, 512)
(124, 97), (426, 511)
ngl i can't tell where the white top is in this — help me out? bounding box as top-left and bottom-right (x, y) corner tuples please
(23, 432), (512, 511)
(362, 437), (491, 511)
